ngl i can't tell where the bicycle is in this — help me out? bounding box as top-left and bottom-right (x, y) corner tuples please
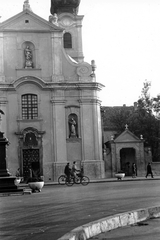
(65, 172), (90, 186)
(58, 175), (66, 185)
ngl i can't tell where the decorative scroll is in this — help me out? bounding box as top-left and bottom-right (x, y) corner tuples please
(76, 63), (92, 77)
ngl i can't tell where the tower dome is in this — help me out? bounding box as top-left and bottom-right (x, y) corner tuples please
(50, 0), (81, 15)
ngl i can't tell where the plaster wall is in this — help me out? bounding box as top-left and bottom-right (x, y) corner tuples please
(3, 32), (54, 82)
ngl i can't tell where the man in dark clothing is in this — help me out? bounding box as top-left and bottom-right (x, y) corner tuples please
(64, 163), (71, 180)
(146, 162), (154, 178)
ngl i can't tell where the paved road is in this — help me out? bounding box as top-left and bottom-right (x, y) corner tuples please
(0, 179), (160, 240)
(89, 218), (160, 240)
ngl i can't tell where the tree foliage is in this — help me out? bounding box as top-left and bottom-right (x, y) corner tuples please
(108, 80), (160, 161)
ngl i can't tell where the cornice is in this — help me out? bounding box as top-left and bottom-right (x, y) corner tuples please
(0, 78), (104, 91)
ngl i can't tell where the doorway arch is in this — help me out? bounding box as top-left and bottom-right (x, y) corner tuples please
(15, 127), (45, 181)
(120, 148), (136, 176)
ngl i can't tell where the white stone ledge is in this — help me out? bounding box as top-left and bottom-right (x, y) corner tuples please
(57, 205), (160, 240)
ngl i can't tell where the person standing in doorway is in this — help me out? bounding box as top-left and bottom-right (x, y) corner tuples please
(146, 162), (154, 178)
(132, 163), (137, 178)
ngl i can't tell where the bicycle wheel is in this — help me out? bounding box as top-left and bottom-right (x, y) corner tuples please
(81, 176), (90, 186)
(74, 177), (81, 184)
(65, 177), (74, 186)
(58, 175), (66, 185)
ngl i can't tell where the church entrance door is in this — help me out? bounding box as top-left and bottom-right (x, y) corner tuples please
(23, 149), (40, 180)
(120, 148), (136, 176)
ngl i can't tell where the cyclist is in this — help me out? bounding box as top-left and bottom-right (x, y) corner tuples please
(64, 163), (71, 180)
(71, 161), (80, 180)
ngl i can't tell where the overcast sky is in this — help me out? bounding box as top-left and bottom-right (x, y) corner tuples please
(0, 0), (160, 106)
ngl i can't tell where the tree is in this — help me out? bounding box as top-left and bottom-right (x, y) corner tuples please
(108, 106), (132, 134)
(108, 80), (160, 161)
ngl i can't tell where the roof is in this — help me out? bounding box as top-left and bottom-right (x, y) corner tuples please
(114, 129), (141, 143)
(0, 9), (64, 32)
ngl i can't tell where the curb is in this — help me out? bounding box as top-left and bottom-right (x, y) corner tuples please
(57, 205), (160, 240)
(17, 176), (160, 187)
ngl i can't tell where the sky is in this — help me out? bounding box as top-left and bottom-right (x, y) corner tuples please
(0, 0), (160, 106)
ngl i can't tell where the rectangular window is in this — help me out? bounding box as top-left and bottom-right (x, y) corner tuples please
(22, 94), (38, 119)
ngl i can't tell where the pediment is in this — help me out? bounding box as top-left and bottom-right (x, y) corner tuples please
(114, 129), (140, 143)
(0, 10), (63, 32)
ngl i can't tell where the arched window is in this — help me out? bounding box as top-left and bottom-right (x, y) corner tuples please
(63, 32), (72, 49)
(22, 94), (38, 119)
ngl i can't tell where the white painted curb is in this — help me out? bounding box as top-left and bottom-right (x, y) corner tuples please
(57, 205), (160, 240)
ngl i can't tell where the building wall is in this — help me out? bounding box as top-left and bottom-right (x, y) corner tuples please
(0, 8), (105, 182)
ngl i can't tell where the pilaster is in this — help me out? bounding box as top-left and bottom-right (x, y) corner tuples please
(51, 99), (67, 163)
(51, 32), (64, 81)
(0, 33), (5, 82)
(80, 98), (102, 161)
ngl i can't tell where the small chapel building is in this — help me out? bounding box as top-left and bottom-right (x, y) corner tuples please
(102, 105), (155, 178)
(0, 0), (105, 182)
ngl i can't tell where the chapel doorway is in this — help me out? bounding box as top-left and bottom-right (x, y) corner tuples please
(120, 148), (136, 176)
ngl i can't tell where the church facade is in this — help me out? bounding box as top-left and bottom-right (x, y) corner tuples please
(0, 0), (105, 182)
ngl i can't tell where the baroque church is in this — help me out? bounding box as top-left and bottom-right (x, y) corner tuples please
(0, 0), (154, 182)
(0, 0), (105, 182)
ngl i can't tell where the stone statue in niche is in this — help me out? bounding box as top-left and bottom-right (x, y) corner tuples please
(24, 132), (38, 147)
(68, 117), (78, 138)
(24, 45), (33, 68)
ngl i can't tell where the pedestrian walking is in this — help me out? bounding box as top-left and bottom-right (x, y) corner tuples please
(146, 162), (154, 178)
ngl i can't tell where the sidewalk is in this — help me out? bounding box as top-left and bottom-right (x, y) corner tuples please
(19, 175), (160, 187)
(2, 175), (159, 196)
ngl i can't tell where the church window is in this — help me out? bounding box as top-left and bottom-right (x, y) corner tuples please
(64, 32), (72, 48)
(22, 94), (38, 119)
(25, 20), (29, 23)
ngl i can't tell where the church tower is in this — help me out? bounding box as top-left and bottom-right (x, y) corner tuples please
(50, 0), (84, 62)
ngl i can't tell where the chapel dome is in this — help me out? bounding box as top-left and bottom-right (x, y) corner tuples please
(50, 0), (81, 15)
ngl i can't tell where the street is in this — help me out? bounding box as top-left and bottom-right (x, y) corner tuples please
(0, 179), (160, 240)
